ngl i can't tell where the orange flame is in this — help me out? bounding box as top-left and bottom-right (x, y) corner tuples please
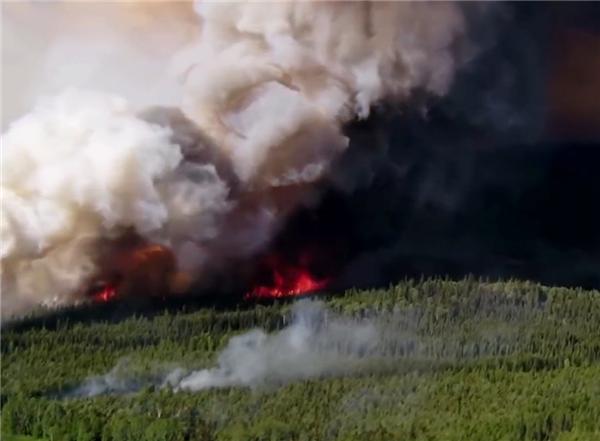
(124, 245), (172, 268)
(93, 284), (116, 302)
(245, 252), (330, 299)
(91, 243), (179, 302)
(91, 237), (331, 302)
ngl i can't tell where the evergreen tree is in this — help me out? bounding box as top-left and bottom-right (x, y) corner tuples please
(129, 415), (153, 441)
(107, 413), (131, 441)
(1, 398), (21, 435)
(42, 402), (68, 440)
(145, 418), (186, 441)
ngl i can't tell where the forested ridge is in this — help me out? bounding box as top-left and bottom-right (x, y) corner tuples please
(2, 278), (600, 440)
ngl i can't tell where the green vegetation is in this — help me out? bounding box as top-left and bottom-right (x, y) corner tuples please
(2, 278), (600, 441)
(2, 436), (43, 441)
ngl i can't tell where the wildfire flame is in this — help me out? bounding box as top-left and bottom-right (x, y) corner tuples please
(93, 284), (116, 302)
(245, 252), (330, 299)
(89, 234), (332, 302)
(91, 243), (179, 303)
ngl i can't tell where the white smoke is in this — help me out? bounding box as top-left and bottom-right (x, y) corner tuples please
(1, 1), (471, 317)
(174, 300), (380, 391)
(1, 89), (230, 313)
(68, 300), (382, 397)
(1, 2), (191, 128)
(67, 294), (542, 398)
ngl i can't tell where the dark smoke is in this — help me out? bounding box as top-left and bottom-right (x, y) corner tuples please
(258, 2), (600, 293)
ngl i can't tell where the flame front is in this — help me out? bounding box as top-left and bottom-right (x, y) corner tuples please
(245, 252), (330, 299)
(1, 1), (471, 316)
(91, 243), (182, 302)
(93, 284), (116, 302)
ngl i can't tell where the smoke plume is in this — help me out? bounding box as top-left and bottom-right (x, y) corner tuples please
(174, 300), (380, 391)
(66, 293), (540, 397)
(69, 300), (381, 397)
(2, 1), (474, 317)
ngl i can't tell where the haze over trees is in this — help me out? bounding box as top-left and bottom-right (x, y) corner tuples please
(2, 278), (600, 440)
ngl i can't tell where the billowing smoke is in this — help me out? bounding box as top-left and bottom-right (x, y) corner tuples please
(1, 1), (478, 317)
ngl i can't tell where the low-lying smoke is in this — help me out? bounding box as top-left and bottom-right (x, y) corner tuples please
(66, 294), (540, 398)
(175, 300), (380, 391)
(67, 300), (381, 397)
(1, 1), (475, 317)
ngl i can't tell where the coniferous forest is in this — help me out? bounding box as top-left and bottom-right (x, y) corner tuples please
(2, 278), (600, 441)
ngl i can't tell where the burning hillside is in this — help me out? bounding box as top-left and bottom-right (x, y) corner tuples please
(245, 253), (330, 299)
(2, 2), (600, 317)
(1, 0), (471, 315)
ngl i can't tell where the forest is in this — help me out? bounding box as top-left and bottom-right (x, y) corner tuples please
(2, 278), (600, 441)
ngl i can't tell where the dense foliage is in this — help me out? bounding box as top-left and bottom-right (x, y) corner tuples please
(2, 278), (600, 441)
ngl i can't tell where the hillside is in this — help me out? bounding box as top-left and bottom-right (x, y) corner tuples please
(2, 278), (600, 441)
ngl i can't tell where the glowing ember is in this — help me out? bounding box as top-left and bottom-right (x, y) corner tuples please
(245, 253), (330, 299)
(92, 283), (116, 302)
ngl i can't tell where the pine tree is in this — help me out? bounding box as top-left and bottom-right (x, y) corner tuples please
(1, 398), (21, 435)
(42, 402), (68, 440)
